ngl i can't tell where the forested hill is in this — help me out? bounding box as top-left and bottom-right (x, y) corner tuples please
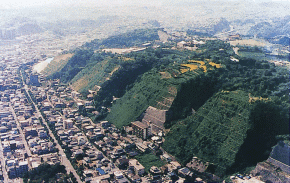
(83, 28), (160, 49)
(163, 91), (289, 176)
(45, 29), (161, 92)
(44, 29), (289, 177)
(104, 40), (288, 127)
(101, 40), (289, 177)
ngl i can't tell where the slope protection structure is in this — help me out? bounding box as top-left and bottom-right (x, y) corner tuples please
(43, 28), (161, 93)
(42, 53), (74, 76)
(267, 141), (290, 174)
(163, 91), (252, 176)
(106, 58), (221, 128)
(141, 106), (170, 135)
(70, 57), (122, 93)
(105, 71), (180, 128)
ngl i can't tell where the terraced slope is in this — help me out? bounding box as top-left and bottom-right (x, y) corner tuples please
(42, 53), (74, 76)
(70, 60), (109, 92)
(163, 91), (252, 176)
(163, 90), (289, 177)
(106, 62), (221, 128)
(106, 71), (176, 128)
(70, 57), (121, 93)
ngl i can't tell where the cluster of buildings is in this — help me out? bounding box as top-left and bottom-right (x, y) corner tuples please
(32, 79), (130, 182)
(0, 17), (218, 182)
(130, 106), (170, 140)
(0, 59), (30, 181)
(0, 57), (62, 182)
(268, 60), (290, 69)
(0, 29), (16, 40)
(28, 75), (199, 183)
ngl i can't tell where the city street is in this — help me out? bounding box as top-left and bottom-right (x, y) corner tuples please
(9, 104), (32, 157)
(20, 71), (83, 183)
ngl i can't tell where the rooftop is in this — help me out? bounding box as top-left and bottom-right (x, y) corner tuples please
(131, 121), (148, 129)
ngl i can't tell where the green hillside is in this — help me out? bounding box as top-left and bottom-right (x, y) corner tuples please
(45, 28), (161, 93)
(102, 39), (289, 178)
(45, 29), (289, 177)
(101, 46), (224, 127)
(42, 53), (74, 76)
(48, 49), (95, 83)
(106, 65), (221, 128)
(163, 91), (289, 177)
(84, 28), (160, 49)
(93, 48), (199, 116)
(70, 55), (123, 94)
(106, 71), (177, 128)
(163, 91), (251, 176)
(104, 40), (289, 130)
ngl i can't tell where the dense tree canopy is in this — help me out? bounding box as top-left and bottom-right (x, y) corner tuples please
(23, 163), (67, 183)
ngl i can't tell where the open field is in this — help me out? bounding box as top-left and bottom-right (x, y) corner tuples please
(228, 39), (270, 47)
(180, 60), (221, 74)
(102, 47), (145, 54)
(33, 60), (50, 73)
(233, 177), (264, 183)
(160, 72), (172, 79)
(53, 53), (74, 63)
(239, 51), (268, 61)
(135, 152), (166, 173)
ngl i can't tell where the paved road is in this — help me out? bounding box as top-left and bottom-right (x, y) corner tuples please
(9, 104), (32, 157)
(0, 140), (9, 183)
(20, 71), (83, 183)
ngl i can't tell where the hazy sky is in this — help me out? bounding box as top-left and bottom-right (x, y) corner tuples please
(1, 0), (290, 9)
(0, 0), (157, 9)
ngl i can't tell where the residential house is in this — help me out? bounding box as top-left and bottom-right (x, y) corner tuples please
(129, 159), (145, 176)
(63, 119), (74, 129)
(131, 121), (150, 140)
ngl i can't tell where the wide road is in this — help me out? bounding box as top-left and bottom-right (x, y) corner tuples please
(20, 71), (82, 183)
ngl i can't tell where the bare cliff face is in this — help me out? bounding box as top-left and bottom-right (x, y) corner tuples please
(251, 161), (290, 183)
(267, 141), (290, 173)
